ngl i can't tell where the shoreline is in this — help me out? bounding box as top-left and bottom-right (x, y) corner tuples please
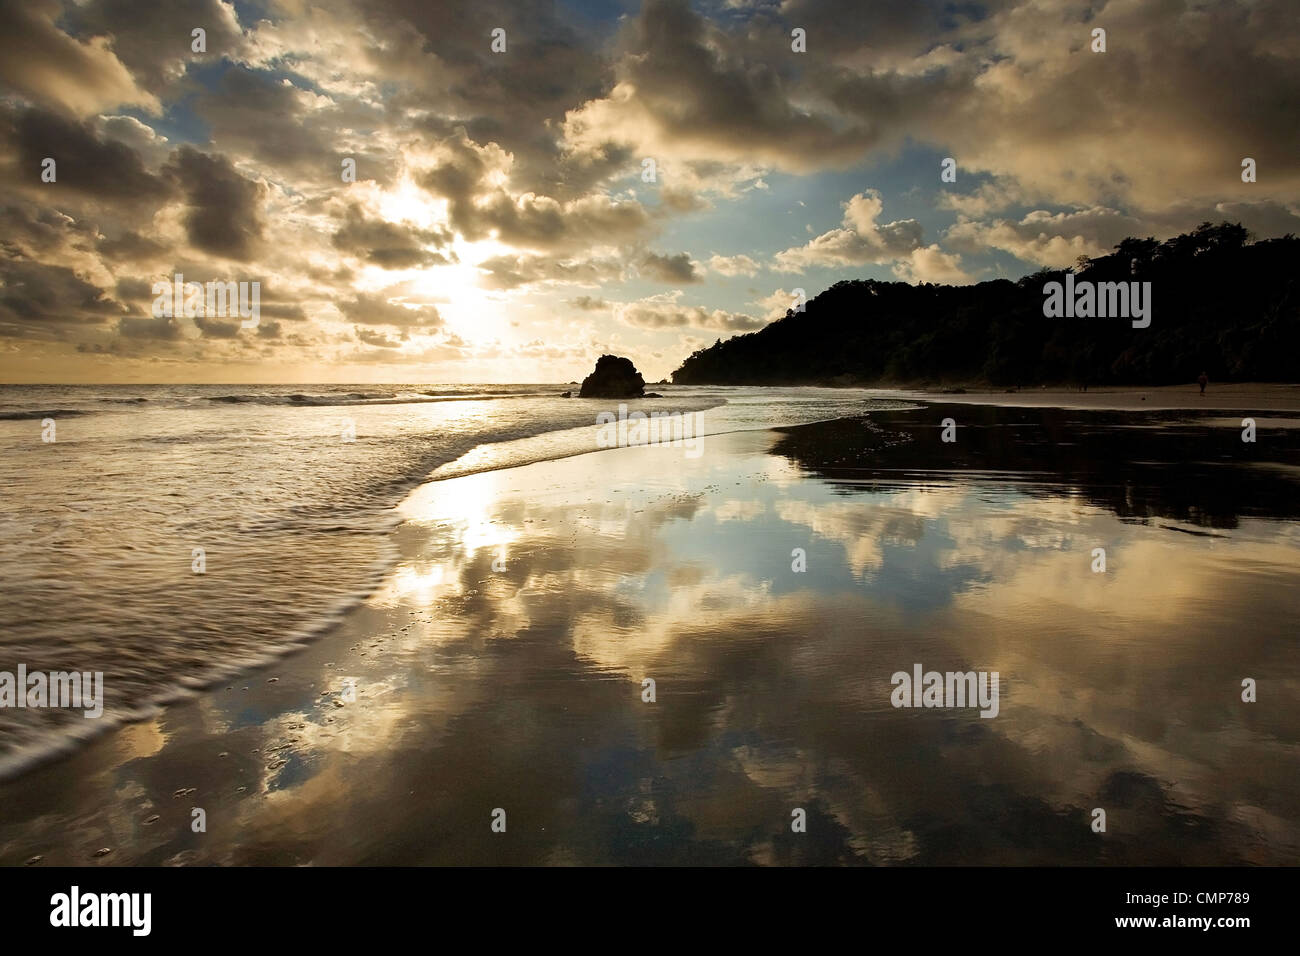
(2, 403), (1298, 865)
(0, 430), (778, 865)
(882, 382), (1300, 412)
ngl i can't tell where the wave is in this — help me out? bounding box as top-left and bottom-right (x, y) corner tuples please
(202, 390), (562, 407)
(0, 385), (898, 778)
(0, 408), (90, 420)
(0, 567), (390, 783)
(418, 388), (560, 399)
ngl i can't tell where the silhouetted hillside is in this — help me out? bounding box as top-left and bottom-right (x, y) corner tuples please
(671, 223), (1300, 387)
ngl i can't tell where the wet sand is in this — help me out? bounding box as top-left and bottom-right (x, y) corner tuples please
(2, 403), (1299, 865)
(884, 382), (1300, 412)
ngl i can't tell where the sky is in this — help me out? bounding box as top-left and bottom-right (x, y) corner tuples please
(0, 0), (1297, 384)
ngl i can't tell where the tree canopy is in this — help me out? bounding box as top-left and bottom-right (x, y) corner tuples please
(671, 223), (1299, 387)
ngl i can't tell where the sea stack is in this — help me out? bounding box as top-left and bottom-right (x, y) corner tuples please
(578, 355), (646, 398)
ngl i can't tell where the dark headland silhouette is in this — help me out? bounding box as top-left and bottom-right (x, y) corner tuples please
(671, 223), (1300, 388)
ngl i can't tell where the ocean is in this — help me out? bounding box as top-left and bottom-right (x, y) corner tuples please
(0, 383), (913, 775)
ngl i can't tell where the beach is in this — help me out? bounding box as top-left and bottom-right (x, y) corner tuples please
(880, 382), (1300, 412)
(3, 392), (1299, 866)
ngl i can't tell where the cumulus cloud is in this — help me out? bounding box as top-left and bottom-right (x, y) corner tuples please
(0, 258), (121, 338)
(615, 290), (766, 332)
(69, 0), (244, 94)
(0, 0), (160, 117)
(774, 191), (924, 272)
(4, 105), (170, 204)
(1, 0), (1296, 380)
(640, 251), (702, 283)
(356, 327), (405, 348)
(163, 147), (266, 261)
(477, 254), (623, 291)
(892, 245), (974, 285)
(337, 292), (443, 328)
(944, 208), (1145, 269)
(751, 288), (802, 321)
(330, 202), (453, 268)
(562, 0), (875, 176)
(708, 253), (760, 277)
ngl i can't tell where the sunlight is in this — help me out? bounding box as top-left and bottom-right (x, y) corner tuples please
(352, 231), (521, 348)
(400, 469), (521, 560)
(385, 562), (447, 605)
(376, 177), (444, 231)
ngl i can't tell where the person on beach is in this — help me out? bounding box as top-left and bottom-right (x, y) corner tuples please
(1197, 371), (1209, 395)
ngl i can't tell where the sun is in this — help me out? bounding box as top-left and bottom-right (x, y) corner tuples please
(350, 179), (549, 352)
(376, 176), (444, 231)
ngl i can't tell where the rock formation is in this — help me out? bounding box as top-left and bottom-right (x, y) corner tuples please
(578, 355), (646, 398)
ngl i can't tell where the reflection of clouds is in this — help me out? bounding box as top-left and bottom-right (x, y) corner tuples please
(709, 499), (768, 523)
(570, 571), (773, 677)
(758, 455), (807, 488)
(9, 433), (1298, 864)
(514, 442), (1297, 862)
(234, 434), (1300, 865)
(775, 498), (884, 577)
(107, 718), (167, 765)
(731, 744), (815, 791)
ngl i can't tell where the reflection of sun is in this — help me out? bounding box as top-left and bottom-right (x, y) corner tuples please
(448, 473), (519, 558)
(401, 470), (520, 559)
(388, 563), (446, 604)
(377, 472), (521, 606)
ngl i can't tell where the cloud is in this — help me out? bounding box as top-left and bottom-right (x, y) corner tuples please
(913, 0), (1300, 212)
(194, 316), (242, 339)
(356, 327), (405, 348)
(892, 245), (973, 285)
(4, 105), (170, 203)
(615, 290), (766, 332)
(0, 203), (97, 258)
(570, 295), (611, 311)
(163, 147), (266, 261)
(337, 292), (442, 328)
(0, 258), (121, 338)
(194, 64), (345, 174)
(0, 0), (160, 117)
(97, 231), (168, 263)
(330, 202), (453, 268)
(414, 128), (657, 253)
(562, 0), (876, 176)
(1, 0), (1297, 380)
(708, 253), (760, 277)
(774, 191), (924, 272)
(640, 251), (702, 283)
(751, 288), (801, 321)
(353, 0), (616, 198)
(944, 208), (1144, 269)
(115, 314), (183, 341)
(69, 0), (244, 94)
(477, 254), (623, 291)
(943, 197), (1300, 272)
